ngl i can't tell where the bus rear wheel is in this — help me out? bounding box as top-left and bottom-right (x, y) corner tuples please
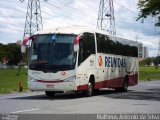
(115, 78), (128, 92)
(45, 91), (55, 97)
(122, 79), (128, 92)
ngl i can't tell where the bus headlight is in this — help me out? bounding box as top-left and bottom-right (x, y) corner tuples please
(28, 76), (37, 82)
(64, 75), (76, 82)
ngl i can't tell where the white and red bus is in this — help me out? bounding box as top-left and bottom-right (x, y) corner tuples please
(21, 26), (138, 97)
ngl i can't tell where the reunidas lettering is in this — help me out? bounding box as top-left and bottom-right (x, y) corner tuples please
(105, 57), (126, 68)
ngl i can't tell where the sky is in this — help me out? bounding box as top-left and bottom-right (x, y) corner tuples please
(0, 0), (159, 57)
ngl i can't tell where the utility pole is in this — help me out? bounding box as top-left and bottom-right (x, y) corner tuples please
(18, 0), (47, 92)
(97, 0), (116, 35)
(20, 0), (44, 39)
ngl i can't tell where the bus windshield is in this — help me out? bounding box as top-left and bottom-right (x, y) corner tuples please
(29, 34), (77, 72)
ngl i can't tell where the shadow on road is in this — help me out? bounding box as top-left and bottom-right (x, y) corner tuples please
(102, 88), (160, 101)
(9, 88), (160, 101)
(9, 92), (84, 100)
(9, 89), (119, 100)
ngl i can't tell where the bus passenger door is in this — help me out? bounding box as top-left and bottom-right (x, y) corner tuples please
(77, 32), (96, 87)
(94, 54), (106, 89)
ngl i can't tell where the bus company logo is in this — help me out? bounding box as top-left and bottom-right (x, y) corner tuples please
(105, 56), (126, 68)
(61, 71), (66, 76)
(98, 56), (103, 67)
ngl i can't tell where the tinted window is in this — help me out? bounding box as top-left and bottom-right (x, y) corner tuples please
(78, 33), (95, 65)
(96, 33), (105, 53)
(96, 33), (138, 57)
(29, 34), (77, 72)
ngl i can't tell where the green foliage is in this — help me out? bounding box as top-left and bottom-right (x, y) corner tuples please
(154, 56), (160, 66)
(0, 43), (22, 65)
(0, 66), (159, 94)
(137, 0), (160, 26)
(139, 66), (160, 81)
(139, 58), (153, 66)
(0, 68), (28, 94)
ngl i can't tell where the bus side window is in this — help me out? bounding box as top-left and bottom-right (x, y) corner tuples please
(96, 33), (105, 53)
(78, 33), (95, 66)
(78, 38), (84, 66)
(83, 33), (95, 58)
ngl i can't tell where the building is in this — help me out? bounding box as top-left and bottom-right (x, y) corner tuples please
(143, 46), (149, 59)
(138, 43), (143, 60)
(138, 43), (148, 60)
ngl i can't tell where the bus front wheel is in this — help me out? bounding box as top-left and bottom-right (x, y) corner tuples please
(115, 78), (128, 92)
(84, 81), (93, 97)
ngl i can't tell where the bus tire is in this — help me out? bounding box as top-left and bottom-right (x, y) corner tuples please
(122, 79), (128, 92)
(115, 77), (128, 92)
(45, 91), (55, 97)
(84, 81), (94, 97)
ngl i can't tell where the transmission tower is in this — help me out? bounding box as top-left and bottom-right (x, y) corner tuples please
(21, 0), (44, 39)
(97, 0), (116, 35)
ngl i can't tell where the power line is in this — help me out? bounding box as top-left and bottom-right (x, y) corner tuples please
(21, 2), (72, 27)
(0, 21), (24, 28)
(55, 0), (98, 19)
(0, 0), (22, 2)
(0, 26), (23, 32)
(114, 1), (137, 15)
(0, 4), (26, 14)
(1, 0), (97, 28)
(42, 2), (72, 19)
(0, 19), (24, 33)
(43, 1), (97, 27)
(0, 1), (137, 30)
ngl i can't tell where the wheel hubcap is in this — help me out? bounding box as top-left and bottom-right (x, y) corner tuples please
(124, 82), (128, 90)
(88, 83), (93, 96)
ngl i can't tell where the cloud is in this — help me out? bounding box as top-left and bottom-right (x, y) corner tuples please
(0, 0), (159, 57)
(116, 27), (159, 57)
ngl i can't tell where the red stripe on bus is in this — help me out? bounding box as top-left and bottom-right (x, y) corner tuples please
(94, 77), (124, 89)
(77, 74), (138, 90)
(128, 74), (138, 86)
(37, 80), (64, 83)
(77, 85), (88, 91)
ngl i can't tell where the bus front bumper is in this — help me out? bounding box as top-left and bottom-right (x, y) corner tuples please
(28, 80), (77, 92)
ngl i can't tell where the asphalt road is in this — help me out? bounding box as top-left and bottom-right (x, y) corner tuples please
(0, 80), (160, 119)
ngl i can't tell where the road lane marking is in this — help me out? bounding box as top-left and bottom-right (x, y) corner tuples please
(11, 108), (40, 113)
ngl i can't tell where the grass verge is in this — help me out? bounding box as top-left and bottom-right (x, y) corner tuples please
(0, 68), (28, 94)
(0, 66), (160, 94)
(139, 66), (160, 81)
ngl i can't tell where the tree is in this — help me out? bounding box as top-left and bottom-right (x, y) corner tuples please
(139, 58), (153, 66)
(0, 43), (22, 65)
(137, 0), (160, 26)
(154, 56), (160, 66)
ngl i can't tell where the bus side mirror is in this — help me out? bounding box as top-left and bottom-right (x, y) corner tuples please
(74, 36), (80, 52)
(21, 45), (26, 53)
(21, 36), (32, 53)
(74, 44), (79, 52)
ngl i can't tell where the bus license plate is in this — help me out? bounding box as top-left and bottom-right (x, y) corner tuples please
(46, 84), (54, 88)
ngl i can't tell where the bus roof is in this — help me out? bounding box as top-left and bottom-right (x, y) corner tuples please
(35, 25), (138, 46)
(35, 25), (107, 35)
